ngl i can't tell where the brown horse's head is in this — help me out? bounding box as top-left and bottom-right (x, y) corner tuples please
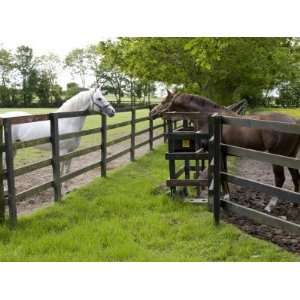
(150, 90), (176, 119)
(151, 91), (225, 120)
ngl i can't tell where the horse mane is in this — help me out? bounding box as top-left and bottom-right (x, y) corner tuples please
(56, 90), (93, 113)
(178, 93), (231, 111)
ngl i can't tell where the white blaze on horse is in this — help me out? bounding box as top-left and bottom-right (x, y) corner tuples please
(0, 87), (116, 192)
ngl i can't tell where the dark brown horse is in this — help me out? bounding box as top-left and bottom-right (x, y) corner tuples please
(150, 91), (300, 212)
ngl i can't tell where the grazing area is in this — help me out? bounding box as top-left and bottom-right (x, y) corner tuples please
(0, 105), (165, 218)
(0, 146), (298, 261)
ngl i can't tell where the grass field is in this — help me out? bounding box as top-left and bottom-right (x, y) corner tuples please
(248, 107), (300, 118)
(0, 145), (298, 261)
(1, 106), (299, 261)
(0, 107), (157, 167)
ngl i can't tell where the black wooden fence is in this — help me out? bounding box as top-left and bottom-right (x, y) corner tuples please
(163, 112), (209, 197)
(0, 105), (166, 227)
(209, 114), (300, 235)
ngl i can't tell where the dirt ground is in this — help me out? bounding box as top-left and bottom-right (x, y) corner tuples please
(14, 132), (164, 216)
(224, 158), (300, 254)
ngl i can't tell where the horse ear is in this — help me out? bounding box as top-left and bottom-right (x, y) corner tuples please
(167, 89), (173, 97)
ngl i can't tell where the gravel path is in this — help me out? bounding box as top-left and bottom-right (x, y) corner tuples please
(224, 157), (300, 254)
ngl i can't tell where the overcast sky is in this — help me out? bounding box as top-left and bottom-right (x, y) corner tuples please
(1, 0), (300, 88)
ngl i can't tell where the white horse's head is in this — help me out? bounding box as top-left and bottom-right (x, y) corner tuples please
(90, 87), (116, 117)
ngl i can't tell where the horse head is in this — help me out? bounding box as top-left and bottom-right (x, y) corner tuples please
(90, 86), (116, 117)
(150, 90), (176, 119)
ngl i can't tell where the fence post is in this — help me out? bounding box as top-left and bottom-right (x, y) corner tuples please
(208, 115), (214, 211)
(3, 118), (17, 227)
(183, 119), (190, 196)
(212, 114), (222, 225)
(50, 113), (62, 201)
(167, 119), (176, 196)
(0, 119), (5, 224)
(130, 108), (136, 161)
(101, 114), (107, 177)
(149, 110), (154, 151)
(163, 119), (167, 143)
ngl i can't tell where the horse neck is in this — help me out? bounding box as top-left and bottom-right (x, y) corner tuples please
(190, 98), (237, 116)
(55, 91), (92, 133)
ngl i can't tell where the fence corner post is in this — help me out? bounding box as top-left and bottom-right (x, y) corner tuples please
(50, 113), (62, 201)
(212, 114), (222, 225)
(130, 108), (136, 161)
(3, 118), (17, 227)
(101, 114), (107, 177)
(0, 119), (5, 224)
(149, 109), (154, 151)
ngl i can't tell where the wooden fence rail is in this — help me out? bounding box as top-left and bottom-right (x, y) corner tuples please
(0, 105), (166, 227)
(210, 114), (300, 235)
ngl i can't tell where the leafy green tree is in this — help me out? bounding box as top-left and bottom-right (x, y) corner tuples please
(278, 81), (300, 107)
(51, 84), (63, 105)
(97, 40), (156, 104)
(110, 37), (300, 105)
(15, 45), (38, 105)
(36, 71), (51, 105)
(65, 48), (90, 87)
(36, 54), (61, 105)
(0, 48), (14, 105)
(96, 41), (131, 103)
(85, 45), (102, 83)
(64, 82), (80, 99)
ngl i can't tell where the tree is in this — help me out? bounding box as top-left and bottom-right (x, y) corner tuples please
(97, 40), (156, 104)
(36, 71), (51, 105)
(14, 45), (38, 105)
(96, 41), (131, 103)
(64, 82), (80, 99)
(36, 54), (61, 105)
(65, 48), (90, 87)
(110, 37), (300, 105)
(0, 48), (14, 105)
(85, 45), (102, 83)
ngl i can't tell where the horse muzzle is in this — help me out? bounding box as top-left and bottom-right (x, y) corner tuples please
(106, 107), (116, 117)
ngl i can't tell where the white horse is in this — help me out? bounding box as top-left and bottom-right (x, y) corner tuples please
(0, 87), (115, 191)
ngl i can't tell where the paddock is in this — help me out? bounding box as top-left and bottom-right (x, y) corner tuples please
(0, 105), (166, 226)
(1, 101), (300, 255)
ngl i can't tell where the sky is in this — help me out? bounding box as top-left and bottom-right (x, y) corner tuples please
(0, 1), (117, 87)
(1, 0), (300, 88)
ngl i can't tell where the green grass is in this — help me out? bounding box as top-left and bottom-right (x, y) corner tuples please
(0, 145), (298, 261)
(248, 106), (300, 118)
(0, 107), (157, 167)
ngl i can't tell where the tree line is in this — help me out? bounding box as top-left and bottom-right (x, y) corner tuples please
(0, 44), (156, 107)
(1, 38), (300, 108)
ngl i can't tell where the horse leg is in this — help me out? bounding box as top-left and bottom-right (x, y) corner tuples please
(60, 161), (67, 194)
(221, 153), (230, 200)
(65, 159), (72, 174)
(265, 165), (285, 212)
(62, 159), (72, 194)
(60, 151), (72, 193)
(60, 161), (65, 176)
(288, 168), (300, 210)
(288, 167), (300, 192)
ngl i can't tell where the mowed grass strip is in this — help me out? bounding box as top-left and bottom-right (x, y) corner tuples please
(0, 145), (298, 261)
